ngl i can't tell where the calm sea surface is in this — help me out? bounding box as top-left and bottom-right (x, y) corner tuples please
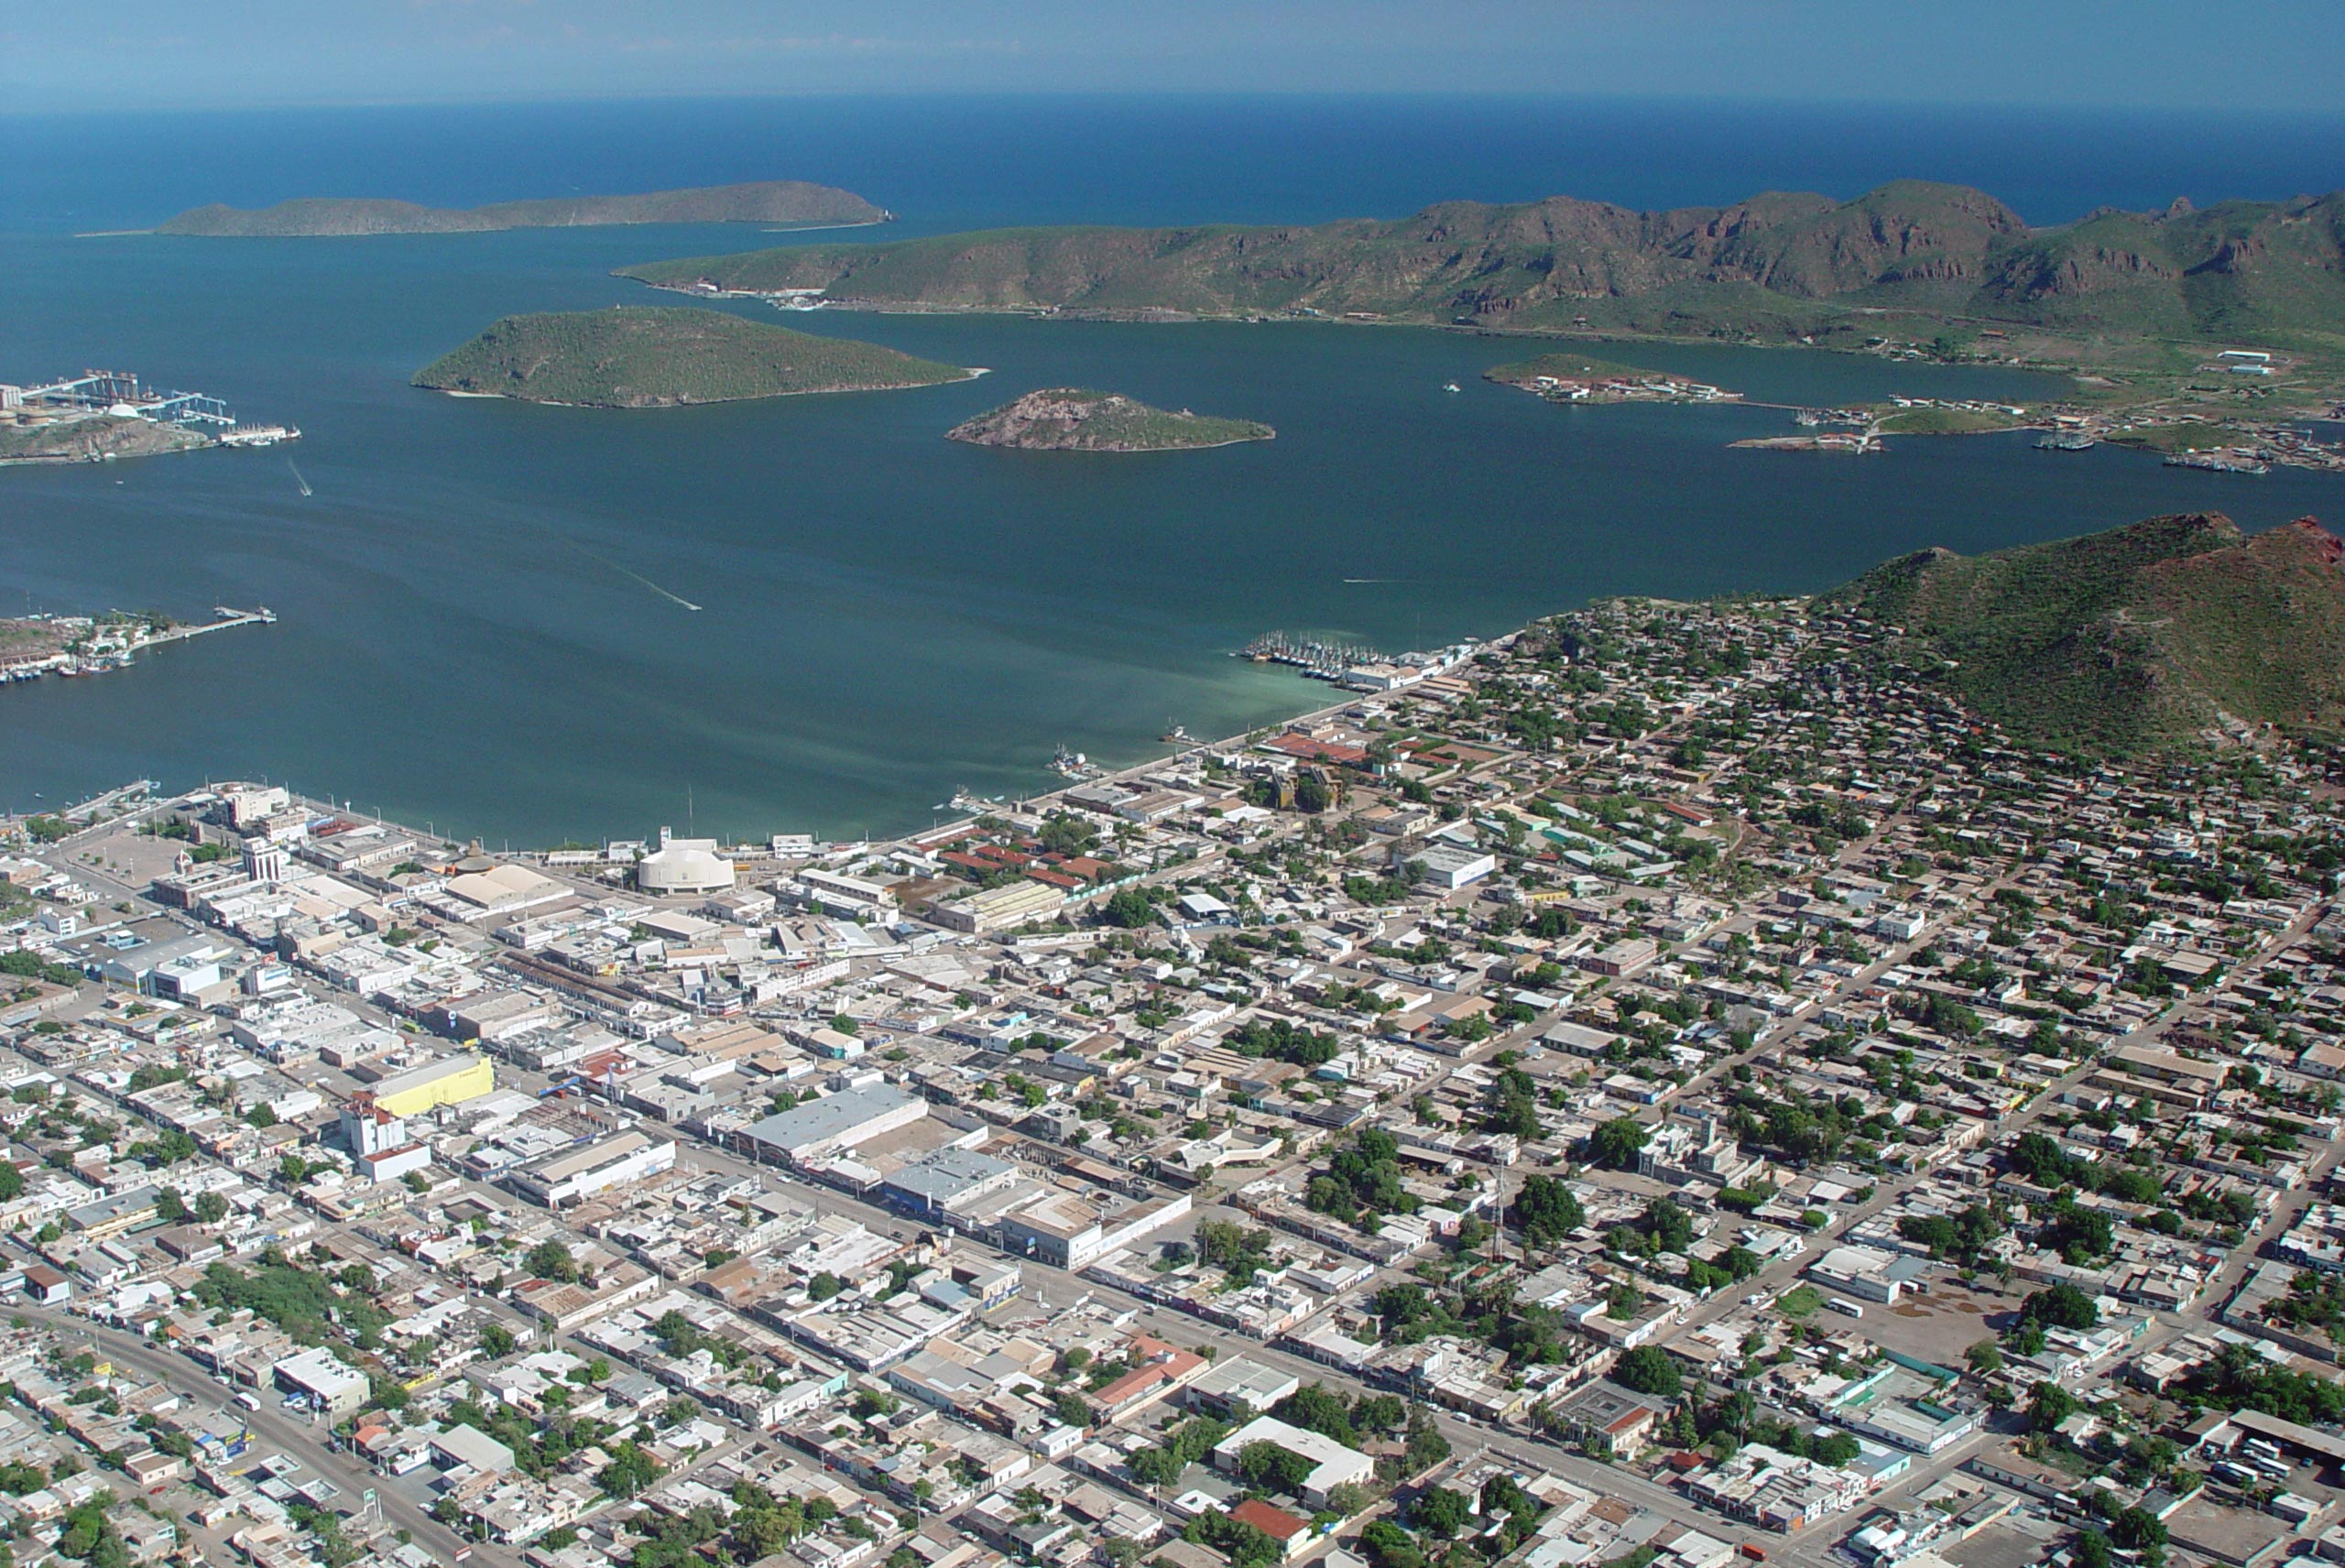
(3, 96), (2341, 841)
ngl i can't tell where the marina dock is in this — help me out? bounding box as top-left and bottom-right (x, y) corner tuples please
(4, 605), (278, 684)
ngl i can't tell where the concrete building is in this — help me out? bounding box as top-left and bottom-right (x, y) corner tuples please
(507, 1129), (677, 1209)
(1210, 1416), (1376, 1508)
(932, 880), (1067, 935)
(1407, 844), (1497, 890)
(364, 1052), (496, 1118)
(636, 828), (736, 896)
(338, 1100), (431, 1184)
(273, 1347), (369, 1419)
(1000, 1191), (1192, 1269)
(1805, 1244), (1903, 1305)
(881, 1149), (1022, 1222)
(742, 1083), (928, 1163)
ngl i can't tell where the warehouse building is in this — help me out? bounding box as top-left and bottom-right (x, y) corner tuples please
(929, 879), (1066, 935)
(360, 1052), (496, 1119)
(507, 1129), (677, 1209)
(741, 1083), (928, 1163)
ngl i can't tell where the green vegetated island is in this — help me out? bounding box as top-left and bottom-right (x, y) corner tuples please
(411, 307), (975, 408)
(1825, 511), (2345, 752)
(946, 387), (1273, 452)
(156, 180), (888, 237)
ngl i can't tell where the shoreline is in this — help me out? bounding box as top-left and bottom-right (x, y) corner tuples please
(420, 364), (984, 408)
(145, 213), (895, 242)
(628, 278), (2345, 468)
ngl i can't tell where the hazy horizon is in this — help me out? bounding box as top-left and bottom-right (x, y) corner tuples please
(7, 1), (2343, 115)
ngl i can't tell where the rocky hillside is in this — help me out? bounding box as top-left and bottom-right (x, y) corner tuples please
(619, 181), (2345, 342)
(412, 307), (971, 408)
(946, 388), (1272, 452)
(0, 415), (209, 464)
(160, 180), (887, 237)
(1826, 513), (2345, 751)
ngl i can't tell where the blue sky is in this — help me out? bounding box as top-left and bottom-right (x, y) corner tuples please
(6, 0), (2342, 114)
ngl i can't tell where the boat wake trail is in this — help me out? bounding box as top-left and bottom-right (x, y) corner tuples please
(288, 460), (312, 497)
(1342, 578), (1400, 584)
(560, 539), (703, 611)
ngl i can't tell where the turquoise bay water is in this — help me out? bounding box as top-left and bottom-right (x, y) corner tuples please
(4, 99), (2342, 841)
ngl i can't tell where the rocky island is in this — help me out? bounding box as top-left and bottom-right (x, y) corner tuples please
(412, 307), (975, 408)
(947, 388), (1273, 452)
(157, 180), (887, 237)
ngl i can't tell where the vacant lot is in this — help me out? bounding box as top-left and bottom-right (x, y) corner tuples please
(1857, 1276), (2031, 1368)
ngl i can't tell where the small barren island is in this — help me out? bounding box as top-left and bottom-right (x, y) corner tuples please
(156, 180), (888, 237)
(946, 388), (1273, 452)
(412, 307), (975, 408)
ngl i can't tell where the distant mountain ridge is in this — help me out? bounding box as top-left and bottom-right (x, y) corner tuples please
(619, 180), (2345, 341)
(158, 180), (888, 237)
(1825, 513), (2345, 751)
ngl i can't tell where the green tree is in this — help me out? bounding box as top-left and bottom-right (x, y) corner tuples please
(1587, 1116), (1650, 1171)
(597, 1441), (664, 1498)
(525, 1239), (580, 1281)
(1615, 1346), (1681, 1399)
(1102, 887), (1156, 929)
(1409, 1487), (1472, 1536)
(2028, 1380), (2078, 1433)
(1515, 1174), (1586, 1244)
(1237, 1441), (1316, 1497)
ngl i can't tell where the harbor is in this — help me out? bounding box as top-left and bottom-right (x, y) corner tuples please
(1, 367), (296, 463)
(1, 605), (277, 683)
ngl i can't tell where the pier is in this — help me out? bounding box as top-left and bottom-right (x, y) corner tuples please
(3, 605), (278, 684)
(1238, 630), (1391, 681)
(155, 605), (279, 646)
(15, 370), (237, 427)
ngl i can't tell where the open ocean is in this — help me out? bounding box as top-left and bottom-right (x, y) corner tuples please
(3, 94), (2342, 841)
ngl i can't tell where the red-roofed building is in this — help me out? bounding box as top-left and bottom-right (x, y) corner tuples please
(1263, 734), (1370, 768)
(1227, 1500), (1312, 1557)
(1085, 1333), (1209, 1425)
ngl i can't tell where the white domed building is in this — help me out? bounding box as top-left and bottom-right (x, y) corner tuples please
(635, 827), (735, 896)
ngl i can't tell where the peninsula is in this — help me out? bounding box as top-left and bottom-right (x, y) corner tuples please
(946, 388), (1273, 452)
(156, 180), (887, 238)
(411, 307), (975, 408)
(1485, 351), (1740, 405)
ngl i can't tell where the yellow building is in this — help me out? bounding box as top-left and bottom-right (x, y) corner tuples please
(368, 1052), (496, 1118)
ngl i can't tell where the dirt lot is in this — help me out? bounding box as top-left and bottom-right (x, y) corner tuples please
(1854, 1274), (2032, 1368)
